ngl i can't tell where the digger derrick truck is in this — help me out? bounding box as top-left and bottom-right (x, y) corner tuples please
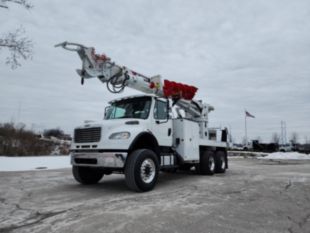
(56, 42), (228, 192)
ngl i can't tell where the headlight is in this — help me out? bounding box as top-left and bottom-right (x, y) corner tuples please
(109, 131), (131, 140)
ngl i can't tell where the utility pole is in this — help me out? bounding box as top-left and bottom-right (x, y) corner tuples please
(280, 121), (287, 145)
(284, 121), (287, 145)
(280, 121), (283, 145)
(228, 125), (233, 143)
(245, 115), (247, 146)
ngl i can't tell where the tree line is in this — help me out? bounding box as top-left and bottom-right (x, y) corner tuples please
(0, 122), (71, 156)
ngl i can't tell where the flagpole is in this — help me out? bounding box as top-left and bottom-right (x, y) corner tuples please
(244, 110), (255, 147)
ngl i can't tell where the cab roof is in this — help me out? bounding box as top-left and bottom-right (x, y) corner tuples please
(108, 94), (156, 104)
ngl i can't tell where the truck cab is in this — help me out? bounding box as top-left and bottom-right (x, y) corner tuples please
(71, 95), (172, 169)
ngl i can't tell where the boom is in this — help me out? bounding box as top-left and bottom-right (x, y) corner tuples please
(55, 42), (214, 120)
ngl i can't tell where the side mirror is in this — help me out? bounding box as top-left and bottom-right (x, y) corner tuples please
(104, 106), (113, 119)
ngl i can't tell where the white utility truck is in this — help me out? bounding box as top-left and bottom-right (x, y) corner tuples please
(56, 42), (228, 192)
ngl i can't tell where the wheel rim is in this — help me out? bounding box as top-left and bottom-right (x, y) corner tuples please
(221, 156), (225, 170)
(140, 158), (156, 184)
(209, 156), (215, 171)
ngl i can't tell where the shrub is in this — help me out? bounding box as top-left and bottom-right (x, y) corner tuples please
(0, 122), (54, 156)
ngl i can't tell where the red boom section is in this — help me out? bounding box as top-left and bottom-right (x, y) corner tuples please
(163, 80), (198, 100)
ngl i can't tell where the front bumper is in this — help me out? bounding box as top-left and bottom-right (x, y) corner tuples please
(71, 151), (127, 168)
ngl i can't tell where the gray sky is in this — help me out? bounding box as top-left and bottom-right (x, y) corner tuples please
(0, 0), (309, 143)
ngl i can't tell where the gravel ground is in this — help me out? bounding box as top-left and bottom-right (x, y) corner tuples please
(0, 158), (310, 233)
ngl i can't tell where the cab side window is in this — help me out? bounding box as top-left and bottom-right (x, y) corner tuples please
(154, 100), (167, 120)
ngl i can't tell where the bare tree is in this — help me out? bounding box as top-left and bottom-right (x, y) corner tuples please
(271, 132), (280, 144)
(0, 0), (33, 69)
(0, 0), (33, 9)
(290, 132), (298, 145)
(44, 128), (64, 139)
(0, 27), (33, 69)
(254, 136), (262, 143)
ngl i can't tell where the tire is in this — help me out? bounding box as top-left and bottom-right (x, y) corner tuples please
(198, 150), (215, 175)
(214, 151), (226, 173)
(72, 166), (104, 185)
(125, 149), (159, 192)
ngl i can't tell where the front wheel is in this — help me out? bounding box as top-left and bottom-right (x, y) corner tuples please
(72, 166), (104, 185)
(125, 149), (159, 192)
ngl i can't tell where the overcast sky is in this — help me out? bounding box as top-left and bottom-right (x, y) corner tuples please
(0, 0), (309, 143)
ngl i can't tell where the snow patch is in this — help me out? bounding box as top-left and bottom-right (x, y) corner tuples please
(259, 152), (310, 160)
(0, 156), (71, 171)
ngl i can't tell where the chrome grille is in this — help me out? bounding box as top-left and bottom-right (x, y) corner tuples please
(74, 127), (101, 143)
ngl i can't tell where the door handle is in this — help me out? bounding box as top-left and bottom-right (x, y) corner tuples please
(168, 128), (172, 136)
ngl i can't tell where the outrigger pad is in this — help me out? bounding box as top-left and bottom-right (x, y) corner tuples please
(163, 80), (198, 100)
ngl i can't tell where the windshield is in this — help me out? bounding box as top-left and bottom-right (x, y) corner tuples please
(105, 97), (152, 120)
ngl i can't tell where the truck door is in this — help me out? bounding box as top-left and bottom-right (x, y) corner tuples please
(151, 98), (173, 147)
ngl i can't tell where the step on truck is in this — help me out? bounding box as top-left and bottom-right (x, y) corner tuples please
(56, 42), (229, 192)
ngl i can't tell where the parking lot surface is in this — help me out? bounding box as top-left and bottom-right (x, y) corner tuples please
(1, 158), (310, 233)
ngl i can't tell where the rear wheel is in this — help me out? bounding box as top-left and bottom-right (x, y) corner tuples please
(198, 150), (215, 175)
(214, 151), (226, 173)
(125, 149), (159, 192)
(72, 166), (104, 185)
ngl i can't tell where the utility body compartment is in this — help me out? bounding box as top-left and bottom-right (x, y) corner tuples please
(173, 119), (200, 161)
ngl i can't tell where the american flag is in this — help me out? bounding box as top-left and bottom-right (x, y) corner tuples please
(245, 110), (255, 118)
